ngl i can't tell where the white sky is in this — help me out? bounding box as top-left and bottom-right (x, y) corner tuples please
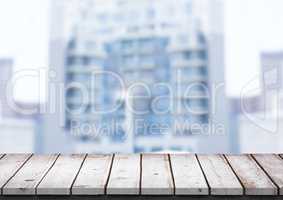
(225, 0), (283, 97)
(0, 0), (49, 102)
(0, 0), (283, 102)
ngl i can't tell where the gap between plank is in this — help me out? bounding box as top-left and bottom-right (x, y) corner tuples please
(104, 154), (115, 195)
(35, 154), (61, 195)
(0, 154), (5, 160)
(250, 154), (280, 195)
(167, 154), (176, 195)
(70, 154), (88, 195)
(139, 154), (142, 195)
(1, 154), (33, 195)
(223, 154), (246, 195)
(195, 154), (211, 195)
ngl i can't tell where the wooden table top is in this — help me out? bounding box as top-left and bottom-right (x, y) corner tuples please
(0, 154), (283, 197)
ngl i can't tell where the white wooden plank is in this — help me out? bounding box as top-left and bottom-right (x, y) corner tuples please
(226, 154), (277, 195)
(0, 154), (32, 191)
(141, 154), (174, 195)
(3, 155), (58, 195)
(36, 154), (86, 195)
(197, 155), (243, 195)
(253, 154), (283, 195)
(72, 154), (113, 195)
(170, 154), (208, 195)
(107, 154), (140, 195)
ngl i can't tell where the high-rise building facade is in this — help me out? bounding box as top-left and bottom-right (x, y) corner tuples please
(43, 0), (230, 153)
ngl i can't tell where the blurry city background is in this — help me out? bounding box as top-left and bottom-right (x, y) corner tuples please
(0, 0), (283, 153)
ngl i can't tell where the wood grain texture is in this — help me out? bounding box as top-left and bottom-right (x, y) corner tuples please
(0, 154), (32, 192)
(1, 154), (283, 197)
(72, 154), (113, 195)
(107, 154), (140, 195)
(141, 154), (174, 195)
(170, 154), (208, 195)
(3, 155), (58, 195)
(36, 154), (86, 195)
(197, 155), (243, 195)
(252, 154), (283, 195)
(226, 155), (277, 195)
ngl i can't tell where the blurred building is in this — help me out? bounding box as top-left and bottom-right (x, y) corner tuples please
(0, 102), (39, 153)
(229, 96), (263, 115)
(0, 118), (36, 153)
(43, 0), (231, 153)
(0, 58), (14, 118)
(261, 51), (283, 114)
(238, 111), (283, 153)
(0, 100), (41, 152)
(228, 95), (263, 153)
(261, 51), (283, 89)
(233, 51), (283, 153)
(0, 58), (42, 152)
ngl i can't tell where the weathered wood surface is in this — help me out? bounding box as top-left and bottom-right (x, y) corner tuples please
(36, 154), (86, 195)
(72, 154), (113, 195)
(225, 155), (277, 195)
(141, 154), (174, 195)
(170, 154), (208, 195)
(0, 154), (32, 194)
(1, 154), (283, 197)
(197, 155), (243, 195)
(252, 154), (283, 195)
(3, 154), (58, 195)
(107, 154), (140, 195)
